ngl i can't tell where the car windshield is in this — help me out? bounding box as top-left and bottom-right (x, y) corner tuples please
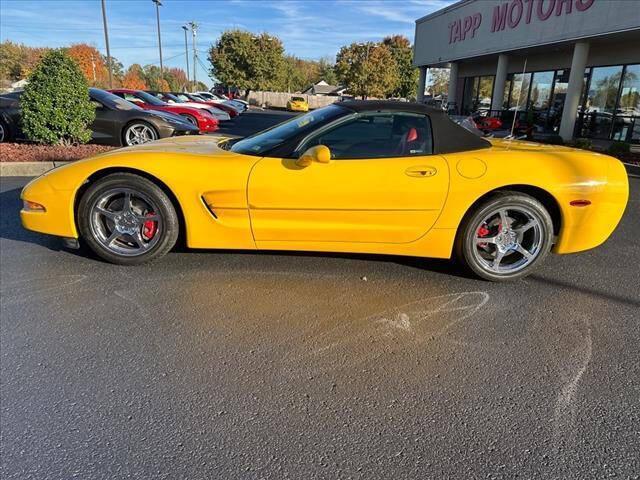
(174, 93), (191, 102)
(163, 93), (182, 103)
(90, 88), (142, 111)
(292, 97), (305, 102)
(135, 90), (167, 106)
(230, 104), (348, 156)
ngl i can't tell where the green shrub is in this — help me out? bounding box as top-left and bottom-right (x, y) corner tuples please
(606, 141), (630, 156)
(21, 49), (95, 145)
(573, 138), (592, 150)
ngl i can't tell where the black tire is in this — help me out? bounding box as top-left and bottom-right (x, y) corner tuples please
(180, 114), (198, 127)
(0, 119), (11, 143)
(77, 173), (179, 265)
(455, 192), (554, 282)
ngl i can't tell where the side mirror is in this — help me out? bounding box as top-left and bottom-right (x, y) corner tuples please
(296, 145), (331, 167)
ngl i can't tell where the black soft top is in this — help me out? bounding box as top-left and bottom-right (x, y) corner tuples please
(339, 100), (491, 154)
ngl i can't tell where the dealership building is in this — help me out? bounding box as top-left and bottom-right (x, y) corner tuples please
(414, 0), (640, 142)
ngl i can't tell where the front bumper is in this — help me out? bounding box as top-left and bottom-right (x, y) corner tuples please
(20, 176), (78, 238)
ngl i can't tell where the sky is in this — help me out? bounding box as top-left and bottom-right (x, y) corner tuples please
(0, 0), (455, 87)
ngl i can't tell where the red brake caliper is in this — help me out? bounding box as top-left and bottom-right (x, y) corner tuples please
(477, 224), (490, 248)
(142, 212), (157, 240)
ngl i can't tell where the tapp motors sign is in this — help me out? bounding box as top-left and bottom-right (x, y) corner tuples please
(414, 0), (640, 65)
(448, 0), (594, 44)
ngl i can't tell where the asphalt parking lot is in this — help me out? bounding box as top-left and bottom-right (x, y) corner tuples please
(1, 111), (639, 479)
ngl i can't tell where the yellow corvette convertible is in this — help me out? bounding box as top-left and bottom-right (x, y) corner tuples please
(20, 101), (628, 281)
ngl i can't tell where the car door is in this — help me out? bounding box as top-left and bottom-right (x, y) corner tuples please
(247, 111), (449, 244)
(89, 99), (121, 144)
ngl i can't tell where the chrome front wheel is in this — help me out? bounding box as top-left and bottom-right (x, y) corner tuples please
(124, 122), (157, 146)
(78, 173), (179, 265)
(89, 188), (163, 256)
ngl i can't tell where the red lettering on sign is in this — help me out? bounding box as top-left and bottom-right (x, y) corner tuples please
(537, 0), (556, 20)
(508, 0), (524, 28)
(471, 13), (482, 37)
(575, 0), (594, 11)
(555, 0), (572, 15)
(491, 2), (509, 31)
(447, 0), (595, 43)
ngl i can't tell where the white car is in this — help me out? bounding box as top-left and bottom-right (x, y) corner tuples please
(149, 92), (231, 122)
(197, 91), (248, 111)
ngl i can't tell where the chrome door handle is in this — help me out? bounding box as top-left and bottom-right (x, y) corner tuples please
(405, 165), (437, 177)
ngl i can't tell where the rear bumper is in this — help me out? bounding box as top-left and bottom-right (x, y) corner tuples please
(554, 157), (629, 254)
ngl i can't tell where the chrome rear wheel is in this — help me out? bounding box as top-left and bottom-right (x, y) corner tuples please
(472, 206), (544, 275)
(457, 192), (554, 281)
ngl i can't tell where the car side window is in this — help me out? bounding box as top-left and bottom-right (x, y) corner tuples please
(300, 112), (433, 159)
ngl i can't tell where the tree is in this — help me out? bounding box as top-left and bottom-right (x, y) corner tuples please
(208, 29), (286, 95)
(21, 50), (95, 145)
(317, 57), (337, 85)
(166, 67), (189, 91)
(122, 64), (147, 90)
(67, 43), (109, 87)
(427, 68), (449, 97)
(335, 42), (398, 99)
(0, 41), (49, 84)
(382, 35), (418, 99)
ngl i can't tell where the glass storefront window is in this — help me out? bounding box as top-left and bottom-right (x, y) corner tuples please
(583, 66), (623, 139)
(461, 76), (494, 114)
(509, 73), (531, 110)
(612, 64), (640, 141)
(530, 71), (554, 110)
(586, 65), (623, 114)
(619, 64), (640, 115)
(477, 77), (494, 111)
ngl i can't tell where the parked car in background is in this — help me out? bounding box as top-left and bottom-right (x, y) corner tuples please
(0, 89), (199, 146)
(198, 91), (249, 110)
(287, 96), (309, 112)
(146, 91), (231, 122)
(169, 92), (240, 118)
(190, 92), (247, 113)
(108, 89), (219, 133)
(473, 112), (503, 133)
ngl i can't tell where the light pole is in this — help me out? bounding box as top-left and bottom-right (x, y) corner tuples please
(101, 0), (113, 88)
(188, 21), (198, 89)
(182, 25), (190, 91)
(152, 0), (163, 83)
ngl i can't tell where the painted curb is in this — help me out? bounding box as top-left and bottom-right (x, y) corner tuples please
(0, 161), (71, 177)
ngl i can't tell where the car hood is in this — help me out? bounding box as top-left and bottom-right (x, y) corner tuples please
(107, 134), (239, 157)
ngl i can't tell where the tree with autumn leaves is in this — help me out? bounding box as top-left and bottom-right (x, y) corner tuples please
(335, 36), (417, 99)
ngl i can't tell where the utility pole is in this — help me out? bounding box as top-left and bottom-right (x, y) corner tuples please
(152, 0), (163, 83)
(101, 0), (113, 88)
(188, 21), (198, 90)
(182, 25), (190, 91)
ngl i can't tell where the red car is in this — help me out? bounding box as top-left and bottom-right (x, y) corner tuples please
(474, 114), (503, 132)
(108, 89), (218, 133)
